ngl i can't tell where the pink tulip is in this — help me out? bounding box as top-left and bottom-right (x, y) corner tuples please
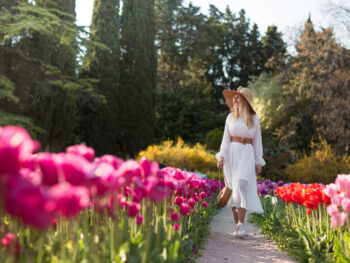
(202, 201), (208, 207)
(34, 153), (64, 186)
(5, 175), (56, 228)
(173, 223), (180, 231)
(171, 212), (179, 221)
(146, 182), (170, 202)
(188, 198), (196, 207)
(199, 191), (207, 199)
(331, 195), (344, 206)
(174, 196), (185, 206)
(126, 202), (141, 217)
(136, 214), (143, 225)
(88, 162), (117, 197)
(330, 212), (347, 228)
(341, 198), (350, 212)
(335, 174), (350, 193)
(66, 144), (95, 162)
(139, 157), (152, 178)
(326, 204), (339, 216)
(50, 183), (90, 218)
(60, 153), (92, 186)
(1, 233), (21, 254)
(115, 160), (140, 187)
(323, 183), (338, 198)
(180, 203), (191, 216)
(0, 126), (40, 175)
(94, 155), (123, 169)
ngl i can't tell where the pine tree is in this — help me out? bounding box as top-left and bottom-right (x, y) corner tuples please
(79, 0), (121, 156)
(261, 25), (287, 71)
(0, 1), (82, 150)
(248, 23), (264, 76)
(120, 0), (156, 157)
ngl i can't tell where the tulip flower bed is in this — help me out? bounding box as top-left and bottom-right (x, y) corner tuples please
(0, 126), (223, 262)
(250, 175), (350, 263)
(257, 179), (284, 197)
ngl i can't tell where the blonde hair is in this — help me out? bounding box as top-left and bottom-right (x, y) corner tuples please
(230, 94), (255, 129)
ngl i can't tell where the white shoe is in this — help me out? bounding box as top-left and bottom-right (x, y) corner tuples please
(236, 222), (247, 237)
(232, 224), (238, 236)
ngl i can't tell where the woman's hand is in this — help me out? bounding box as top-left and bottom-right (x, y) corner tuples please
(255, 164), (262, 175)
(217, 157), (225, 169)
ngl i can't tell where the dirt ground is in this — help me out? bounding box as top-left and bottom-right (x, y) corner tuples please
(191, 205), (297, 263)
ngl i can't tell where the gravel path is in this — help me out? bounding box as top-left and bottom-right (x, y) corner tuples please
(192, 205), (297, 263)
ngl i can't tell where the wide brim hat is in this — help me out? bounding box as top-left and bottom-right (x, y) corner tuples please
(223, 86), (256, 114)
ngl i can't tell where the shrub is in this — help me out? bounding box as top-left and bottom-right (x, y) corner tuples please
(137, 137), (217, 173)
(284, 138), (350, 184)
(204, 128), (223, 151)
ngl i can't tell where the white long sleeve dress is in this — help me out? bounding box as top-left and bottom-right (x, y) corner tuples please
(216, 112), (265, 214)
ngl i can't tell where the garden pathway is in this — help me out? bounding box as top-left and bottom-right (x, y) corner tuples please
(192, 205), (297, 263)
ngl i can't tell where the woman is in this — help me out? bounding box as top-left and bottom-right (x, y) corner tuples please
(216, 86), (265, 238)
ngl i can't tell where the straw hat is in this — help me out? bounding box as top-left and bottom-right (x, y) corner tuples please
(223, 86), (256, 114)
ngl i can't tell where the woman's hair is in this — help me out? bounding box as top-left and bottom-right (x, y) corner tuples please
(230, 95), (255, 129)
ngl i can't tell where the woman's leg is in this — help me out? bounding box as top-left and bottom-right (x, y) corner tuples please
(238, 207), (246, 223)
(231, 207), (238, 224)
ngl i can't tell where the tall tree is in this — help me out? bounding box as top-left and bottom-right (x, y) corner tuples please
(79, 0), (121, 156)
(273, 18), (350, 154)
(0, 1), (85, 150)
(0, 0), (40, 133)
(120, 0), (157, 157)
(261, 25), (287, 72)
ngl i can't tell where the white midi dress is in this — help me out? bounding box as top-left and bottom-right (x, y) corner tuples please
(216, 113), (265, 214)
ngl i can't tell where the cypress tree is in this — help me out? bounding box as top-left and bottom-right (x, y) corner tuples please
(120, 0), (156, 157)
(79, 0), (121, 156)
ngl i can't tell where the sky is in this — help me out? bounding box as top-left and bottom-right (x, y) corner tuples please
(76, 0), (349, 52)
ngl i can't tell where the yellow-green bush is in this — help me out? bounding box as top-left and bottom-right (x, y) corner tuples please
(284, 138), (350, 184)
(137, 137), (218, 173)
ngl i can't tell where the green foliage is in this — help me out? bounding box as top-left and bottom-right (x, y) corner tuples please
(154, 2), (287, 146)
(273, 19), (350, 154)
(284, 138), (350, 184)
(250, 197), (336, 263)
(204, 128), (222, 151)
(137, 137), (218, 173)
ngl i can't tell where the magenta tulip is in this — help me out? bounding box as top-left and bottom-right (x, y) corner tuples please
(136, 214), (143, 225)
(180, 202), (190, 216)
(0, 126), (40, 176)
(66, 144), (95, 162)
(126, 202), (141, 217)
(171, 212), (179, 221)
